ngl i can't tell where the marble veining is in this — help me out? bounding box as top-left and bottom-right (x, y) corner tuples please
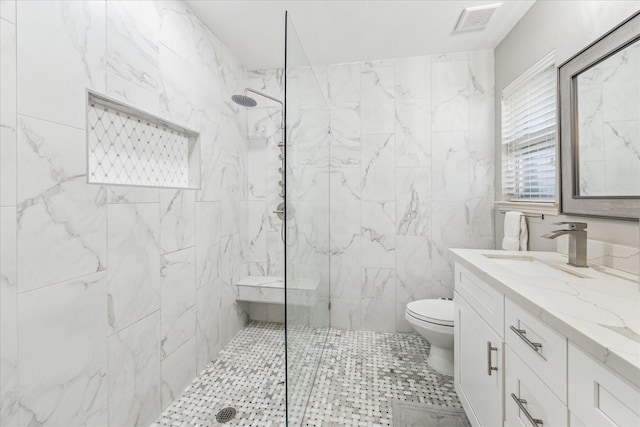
(220, 233), (243, 310)
(451, 248), (640, 388)
(432, 131), (470, 202)
(396, 98), (432, 167)
(195, 201), (221, 288)
(160, 248), (196, 359)
(161, 337), (196, 410)
(106, 0), (161, 95)
(17, 115), (107, 292)
(431, 55), (469, 132)
(362, 200), (396, 268)
(361, 61), (395, 135)
(159, 44), (197, 126)
(361, 134), (395, 201)
(17, 0), (106, 129)
(0, 5), (19, 426)
(0, 207), (18, 426)
(396, 167), (431, 236)
(556, 238), (639, 276)
(107, 203), (160, 334)
(3, 1), (250, 426)
(108, 311), (161, 427)
(600, 325), (640, 343)
(107, 185), (160, 204)
(160, 189), (196, 254)
(396, 236), (434, 302)
(18, 272), (108, 427)
(195, 282), (221, 373)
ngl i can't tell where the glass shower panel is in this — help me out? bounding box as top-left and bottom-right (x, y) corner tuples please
(284, 13), (331, 426)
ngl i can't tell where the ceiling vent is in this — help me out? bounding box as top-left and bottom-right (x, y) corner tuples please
(454, 3), (502, 32)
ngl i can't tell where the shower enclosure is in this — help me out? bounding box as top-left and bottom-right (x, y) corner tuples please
(284, 13), (331, 426)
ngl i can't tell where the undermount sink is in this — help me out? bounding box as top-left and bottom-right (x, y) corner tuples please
(483, 254), (592, 280)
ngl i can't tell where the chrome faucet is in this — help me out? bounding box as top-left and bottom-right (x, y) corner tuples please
(542, 222), (588, 267)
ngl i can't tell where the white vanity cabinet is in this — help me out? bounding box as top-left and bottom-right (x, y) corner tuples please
(454, 265), (504, 427)
(453, 258), (640, 427)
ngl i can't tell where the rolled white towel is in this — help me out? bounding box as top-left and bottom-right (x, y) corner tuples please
(502, 211), (528, 251)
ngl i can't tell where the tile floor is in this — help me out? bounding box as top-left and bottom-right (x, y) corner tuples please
(153, 321), (462, 427)
(153, 322), (287, 427)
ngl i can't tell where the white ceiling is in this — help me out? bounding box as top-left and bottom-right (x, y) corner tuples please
(186, 0), (536, 70)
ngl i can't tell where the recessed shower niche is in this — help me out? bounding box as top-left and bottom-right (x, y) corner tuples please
(86, 91), (200, 189)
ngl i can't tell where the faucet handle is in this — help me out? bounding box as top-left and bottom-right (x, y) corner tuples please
(553, 221), (587, 230)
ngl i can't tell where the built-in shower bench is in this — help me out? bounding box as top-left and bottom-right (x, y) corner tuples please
(235, 275), (319, 306)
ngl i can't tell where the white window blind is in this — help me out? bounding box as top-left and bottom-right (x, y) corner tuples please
(502, 51), (557, 201)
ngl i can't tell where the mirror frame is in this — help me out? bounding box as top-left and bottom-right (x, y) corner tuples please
(558, 11), (640, 221)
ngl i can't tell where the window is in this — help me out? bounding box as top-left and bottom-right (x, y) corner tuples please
(501, 51), (556, 202)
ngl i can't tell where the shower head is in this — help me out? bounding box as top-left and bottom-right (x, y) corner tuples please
(231, 94), (257, 107)
(233, 88), (283, 108)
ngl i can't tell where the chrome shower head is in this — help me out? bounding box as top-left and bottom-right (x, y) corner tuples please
(232, 88), (283, 110)
(231, 94), (257, 107)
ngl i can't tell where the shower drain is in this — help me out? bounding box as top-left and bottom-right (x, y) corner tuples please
(215, 407), (237, 423)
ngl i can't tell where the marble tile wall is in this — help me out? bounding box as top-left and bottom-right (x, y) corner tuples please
(335, 52), (496, 333)
(0, 1), (249, 426)
(245, 65), (333, 330)
(245, 69), (285, 278)
(249, 51), (495, 333)
(286, 64), (332, 329)
(1, 2), (18, 424)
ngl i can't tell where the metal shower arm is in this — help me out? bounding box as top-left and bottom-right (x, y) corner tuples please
(244, 88), (283, 107)
(244, 88), (284, 130)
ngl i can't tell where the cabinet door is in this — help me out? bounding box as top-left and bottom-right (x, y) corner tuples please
(455, 291), (503, 427)
(568, 342), (640, 426)
(505, 346), (568, 427)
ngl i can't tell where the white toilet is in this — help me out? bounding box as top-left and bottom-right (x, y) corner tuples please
(405, 298), (455, 376)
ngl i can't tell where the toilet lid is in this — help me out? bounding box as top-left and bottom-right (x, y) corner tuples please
(407, 299), (454, 326)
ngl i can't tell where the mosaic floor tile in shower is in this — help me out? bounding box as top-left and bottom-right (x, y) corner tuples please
(153, 321), (463, 427)
(152, 321), (287, 427)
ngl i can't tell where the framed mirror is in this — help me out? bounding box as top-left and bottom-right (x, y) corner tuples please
(559, 11), (640, 220)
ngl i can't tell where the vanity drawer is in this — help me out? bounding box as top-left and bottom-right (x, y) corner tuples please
(455, 263), (504, 337)
(568, 342), (640, 426)
(505, 298), (567, 403)
(505, 346), (568, 427)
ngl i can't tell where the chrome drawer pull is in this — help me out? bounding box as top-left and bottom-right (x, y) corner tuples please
(511, 393), (544, 426)
(510, 325), (543, 352)
(487, 341), (498, 375)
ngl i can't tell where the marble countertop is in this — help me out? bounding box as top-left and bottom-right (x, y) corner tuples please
(450, 249), (640, 388)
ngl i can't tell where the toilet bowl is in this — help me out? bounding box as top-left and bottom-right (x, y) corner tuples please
(405, 298), (454, 376)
